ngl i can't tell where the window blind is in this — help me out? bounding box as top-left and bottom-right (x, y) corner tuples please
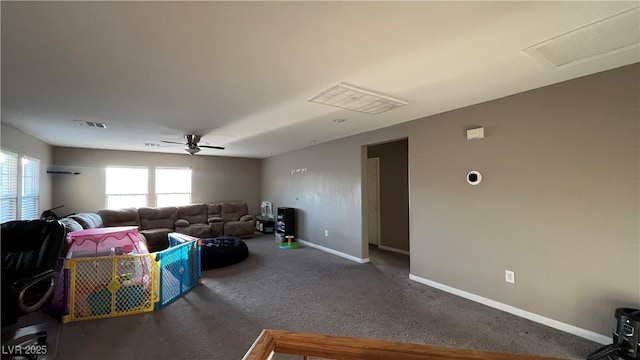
(1, 150), (18, 223)
(21, 157), (40, 220)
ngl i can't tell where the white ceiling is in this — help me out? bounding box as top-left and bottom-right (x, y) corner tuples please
(2, 1), (638, 158)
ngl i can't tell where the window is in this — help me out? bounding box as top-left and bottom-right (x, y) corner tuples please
(155, 168), (191, 207)
(21, 156), (40, 220)
(0, 150), (41, 222)
(1, 150), (18, 223)
(106, 167), (148, 209)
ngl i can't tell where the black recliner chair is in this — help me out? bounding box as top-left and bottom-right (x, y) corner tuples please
(1, 220), (66, 357)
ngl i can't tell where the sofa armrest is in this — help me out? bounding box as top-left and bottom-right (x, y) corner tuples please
(175, 219), (190, 227)
(240, 215), (254, 222)
(208, 217), (223, 224)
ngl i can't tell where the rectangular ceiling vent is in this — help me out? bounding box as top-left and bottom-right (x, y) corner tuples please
(74, 120), (107, 128)
(308, 83), (408, 115)
(523, 7), (639, 68)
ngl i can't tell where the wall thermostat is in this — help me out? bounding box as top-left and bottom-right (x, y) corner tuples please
(467, 171), (482, 185)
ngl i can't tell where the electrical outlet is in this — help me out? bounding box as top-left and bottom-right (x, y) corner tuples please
(324, 230), (328, 237)
(505, 270), (515, 284)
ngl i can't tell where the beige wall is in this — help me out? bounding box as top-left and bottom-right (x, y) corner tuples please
(0, 122), (53, 215)
(51, 147), (261, 215)
(261, 64), (640, 336)
(367, 139), (409, 252)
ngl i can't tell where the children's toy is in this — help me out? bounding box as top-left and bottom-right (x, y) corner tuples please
(65, 226), (148, 259)
(279, 235), (301, 250)
(48, 233), (201, 323)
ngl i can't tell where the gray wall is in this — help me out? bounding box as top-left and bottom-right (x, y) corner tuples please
(0, 122), (53, 214)
(261, 139), (363, 256)
(261, 64), (639, 336)
(367, 139), (409, 252)
(51, 147), (261, 215)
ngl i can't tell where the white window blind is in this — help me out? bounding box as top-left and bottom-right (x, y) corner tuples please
(1, 150), (18, 223)
(21, 156), (40, 220)
(156, 168), (191, 207)
(106, 167), (148, 209)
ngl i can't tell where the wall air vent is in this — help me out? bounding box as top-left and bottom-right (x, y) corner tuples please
(523, 7), (639, 68)
(74, 120), (107, 128)
(308, 83), (408, 115)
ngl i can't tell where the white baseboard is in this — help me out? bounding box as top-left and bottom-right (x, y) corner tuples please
(297, 239), (370, 264)
(378, 244), (410, 255)
(408, 274), (610, 345)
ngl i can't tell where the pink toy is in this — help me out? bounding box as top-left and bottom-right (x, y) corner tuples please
(66, 226), (148, 259)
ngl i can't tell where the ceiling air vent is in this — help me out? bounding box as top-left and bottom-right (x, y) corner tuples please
(74, 120), (107, 128)
(308, 83), (408, 115)
(523, 7), (639, 69)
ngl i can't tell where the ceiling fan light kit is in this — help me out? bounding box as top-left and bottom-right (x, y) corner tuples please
(185, 147), (201, 155)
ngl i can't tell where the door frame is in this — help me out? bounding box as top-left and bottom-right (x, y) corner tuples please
(367, 157), (381, 247)
(362, 138), (410, 262)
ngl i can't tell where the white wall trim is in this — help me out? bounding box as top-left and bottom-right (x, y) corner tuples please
(297, 239), (370, 264)
(378, 244), (410, 255)
(408, 274), (610, 345)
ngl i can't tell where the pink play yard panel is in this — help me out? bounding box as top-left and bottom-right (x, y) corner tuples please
(66, 226), (148, 259)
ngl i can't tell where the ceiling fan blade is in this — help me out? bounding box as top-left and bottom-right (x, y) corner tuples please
(161, 140), (184, 145)
(198, 145), (225, 150)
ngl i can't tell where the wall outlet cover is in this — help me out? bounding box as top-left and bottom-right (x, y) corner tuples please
(505, 270), (515, 284)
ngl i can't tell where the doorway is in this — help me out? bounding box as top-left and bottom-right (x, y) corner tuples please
(365, 138), (409, 260)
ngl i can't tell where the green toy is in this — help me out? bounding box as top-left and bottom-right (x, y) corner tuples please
(279, 235), (301, 250)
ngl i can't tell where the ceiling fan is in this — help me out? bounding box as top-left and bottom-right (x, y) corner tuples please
(161, 134), (225, 155)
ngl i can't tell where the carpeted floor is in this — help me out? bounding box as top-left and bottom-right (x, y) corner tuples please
(45, 233), (600, 359)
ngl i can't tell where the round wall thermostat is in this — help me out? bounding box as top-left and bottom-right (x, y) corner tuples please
(467, 171), (482, 185)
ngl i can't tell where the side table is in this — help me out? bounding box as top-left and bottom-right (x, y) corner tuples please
(255, 216), (274, 234)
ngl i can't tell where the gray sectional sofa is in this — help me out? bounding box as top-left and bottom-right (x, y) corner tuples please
(60, 202), (255, 252)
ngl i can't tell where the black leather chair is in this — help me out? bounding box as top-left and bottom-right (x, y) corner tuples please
(1, 220), (66, 355)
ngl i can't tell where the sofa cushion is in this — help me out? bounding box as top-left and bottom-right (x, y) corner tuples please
(176, 204), (207, 225)
(208, 204), (221, 218)
(175, 219), (189, 227)
(139, 228), (171, 252)
(221, 202), (249, 222)
(138, 207), (177, 231)
(223, 220), (255, 239)
(210, 222), (224, 238)
(239, 214), (254, 222)
(60, 217), (83, 233)
(98, 208), (140, 227)
(175, 223), (212, 238)
(69, 213), (103, 229)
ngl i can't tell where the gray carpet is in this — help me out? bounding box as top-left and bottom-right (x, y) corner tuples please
(51, 233), (599, 359)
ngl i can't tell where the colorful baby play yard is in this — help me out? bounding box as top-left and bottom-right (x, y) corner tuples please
(49, 230), (201, 323)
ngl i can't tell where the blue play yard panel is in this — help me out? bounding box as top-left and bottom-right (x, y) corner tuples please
(155, 234), (202, 309)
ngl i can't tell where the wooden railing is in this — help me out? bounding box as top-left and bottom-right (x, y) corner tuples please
(243, 329), (564, 360)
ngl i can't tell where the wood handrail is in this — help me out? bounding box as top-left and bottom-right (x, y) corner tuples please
(243, 329), (564, 360)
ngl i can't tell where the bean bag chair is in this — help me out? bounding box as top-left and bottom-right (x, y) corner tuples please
(200, 236), (249, 269)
